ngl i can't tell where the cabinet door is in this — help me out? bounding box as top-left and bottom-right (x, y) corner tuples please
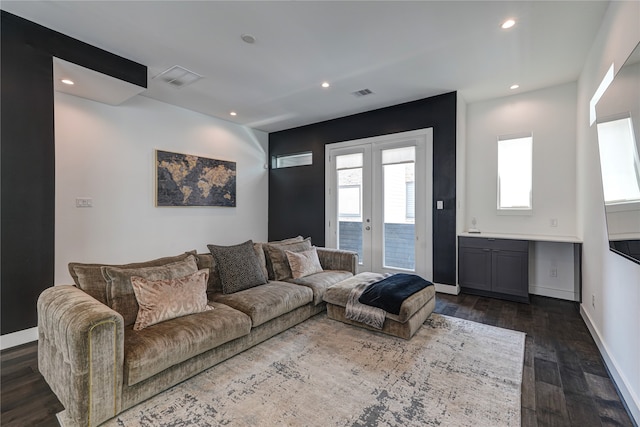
(492, 250), (528, 297)
(459, 247), (492, 291)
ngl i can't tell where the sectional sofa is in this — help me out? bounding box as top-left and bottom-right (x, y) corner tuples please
(37, 237), (357, 427)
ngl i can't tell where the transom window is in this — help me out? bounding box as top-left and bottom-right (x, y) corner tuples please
(271, 151), (312, 169)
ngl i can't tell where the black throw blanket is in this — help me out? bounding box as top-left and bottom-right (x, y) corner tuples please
(358, 273), (433, 315)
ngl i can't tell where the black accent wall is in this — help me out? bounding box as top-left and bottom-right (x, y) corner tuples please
(269, 92), (457, 285)
(0, 11), (146, 335)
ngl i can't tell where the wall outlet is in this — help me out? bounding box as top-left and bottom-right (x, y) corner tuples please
(550, 218), (558, 227)
(76, 197), (93, 208)
(550, 268), (557, 278)
(592, 294), (595, 308)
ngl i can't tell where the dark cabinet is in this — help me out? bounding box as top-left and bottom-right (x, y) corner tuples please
(458, 236), (529, 303)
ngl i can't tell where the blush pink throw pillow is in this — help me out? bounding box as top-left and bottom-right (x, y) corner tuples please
(130, 269), (212, 331)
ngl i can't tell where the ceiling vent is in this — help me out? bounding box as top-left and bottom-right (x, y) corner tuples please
(154, 65), (203, 88)
(351, 88), (374, 97)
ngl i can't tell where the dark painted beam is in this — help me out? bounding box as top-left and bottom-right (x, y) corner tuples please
(0, 11), (147, 335)
(1, 11), (147, 88)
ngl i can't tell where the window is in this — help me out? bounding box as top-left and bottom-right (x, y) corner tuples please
(338, 185), (361, 217)
(272, 151), (312, 169)
(382, 146), (416, 223)
(497, 134), (532, 211)
(406, 181), (415, 219)
(596, 116), (640, 204)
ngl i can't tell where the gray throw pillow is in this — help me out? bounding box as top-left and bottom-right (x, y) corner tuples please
(69, 251), (196, 305)
(263, 238), (312, 281)
(101, 255), (199, 326)
(207, 240), (267, 294)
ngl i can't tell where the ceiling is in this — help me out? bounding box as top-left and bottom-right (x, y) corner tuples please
(1, 1), (609, 133)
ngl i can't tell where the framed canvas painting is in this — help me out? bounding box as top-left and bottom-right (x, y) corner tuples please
(156, 150), (236, 207)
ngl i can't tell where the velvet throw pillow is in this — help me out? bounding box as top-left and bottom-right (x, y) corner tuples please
(207, 240), (267, 294)
(101, 255), (199, 326)
(69, 251), (196, 306)
(285, 246), (323, 279)
(263, 238), (313, 281)
(130, 269), (212, 331)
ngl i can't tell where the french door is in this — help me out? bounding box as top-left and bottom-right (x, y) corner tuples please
(326, 129), (433, 279)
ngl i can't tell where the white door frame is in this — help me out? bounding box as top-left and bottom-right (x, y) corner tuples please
(325, 128), (433, 280)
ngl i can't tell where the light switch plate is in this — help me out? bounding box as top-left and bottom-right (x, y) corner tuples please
(76, 198), (93, 208)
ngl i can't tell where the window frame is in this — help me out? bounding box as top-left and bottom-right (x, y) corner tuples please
(496, 133), (533, 215)
(596, 114), (640, 207)
(271, 151), (313, 169)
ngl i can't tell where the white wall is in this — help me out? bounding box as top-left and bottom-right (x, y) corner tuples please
(464, 83), (580, 300)
(465, 82), (578, 237)
(530, 241), (577, 301)
(577, 1), (640, 422)
(54, 92), (269, 285)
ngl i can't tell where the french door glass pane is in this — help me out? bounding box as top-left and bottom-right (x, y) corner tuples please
(382, 147), (415, 270)
(337, 154), (363, 264)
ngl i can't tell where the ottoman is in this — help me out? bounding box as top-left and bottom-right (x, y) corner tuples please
(323, 272), (436, 339)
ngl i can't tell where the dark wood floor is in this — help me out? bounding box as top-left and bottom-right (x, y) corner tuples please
(1, 293), (635, 427)
(436, 293), (635, 427)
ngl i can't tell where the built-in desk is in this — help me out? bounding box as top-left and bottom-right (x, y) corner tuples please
(458, 232), (583, 303)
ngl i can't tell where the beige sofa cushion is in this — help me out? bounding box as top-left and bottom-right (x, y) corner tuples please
(68, 252), (196, 305)
(101, 256), (199, 326)
(211, 281), (313, 327)
(288, 271), (353, 305)
(123, 302), (251, 386)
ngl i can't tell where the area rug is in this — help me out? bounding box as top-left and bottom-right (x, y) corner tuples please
(90, 314), (525, 426)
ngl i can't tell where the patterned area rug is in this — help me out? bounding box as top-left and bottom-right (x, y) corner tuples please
(94, 313), (525, 426)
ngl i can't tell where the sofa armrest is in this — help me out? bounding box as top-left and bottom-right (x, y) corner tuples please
(316, 247), (358, 275)
(38, 285), (124, 427)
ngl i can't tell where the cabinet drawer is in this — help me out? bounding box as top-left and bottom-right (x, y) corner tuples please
(459, 236), (529, 252)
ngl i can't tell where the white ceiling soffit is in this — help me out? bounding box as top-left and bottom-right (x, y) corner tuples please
(3, 1), (609, 133)
(53, 57), (145, 105)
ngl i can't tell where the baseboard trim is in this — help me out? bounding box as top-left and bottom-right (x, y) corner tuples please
(529, 285), (578, 302)
(435, 283), (460, 295)
(1, 327), (38, 350)
(580, 306), (639, 426)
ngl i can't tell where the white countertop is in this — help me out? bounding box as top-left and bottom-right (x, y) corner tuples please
(458, 231), (582, 244)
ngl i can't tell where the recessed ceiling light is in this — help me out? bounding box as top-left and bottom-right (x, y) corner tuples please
(510, 84), (520, 90)
(230, 111), (237, 116)
(241, 34), (256, 44)
(501, 19), (516, 29)
(61, 79), (74, 85)
(321, 82), (330, 88)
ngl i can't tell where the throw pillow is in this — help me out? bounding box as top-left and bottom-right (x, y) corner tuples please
(269, 236), (304, 245)
(130, 269), (213, 331)
(285, 247), (323, 279)
(195, 241), (268, 295)
(263, 238), (312, 281)
(68, 251), (197, 305)
(101, 255), (199, 326)
(207, 240), (267, 294)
